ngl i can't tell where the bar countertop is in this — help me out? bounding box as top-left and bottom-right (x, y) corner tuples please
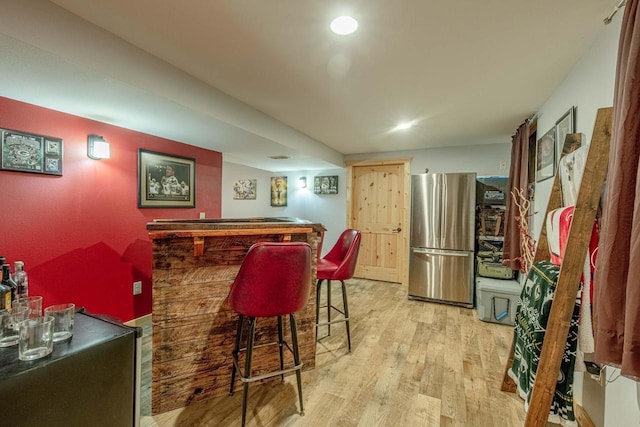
(147, 216), (324, 232)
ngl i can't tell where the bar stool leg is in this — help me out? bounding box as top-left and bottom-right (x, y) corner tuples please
(340, 280), (351, 352)
(277, 316), (285, 382)
(326, 279), (332, 336)
(241, 317), (257, 427)
(315, 279), (322, 339)
(230, 314), (244, 395)
(289, 313), (305, 416)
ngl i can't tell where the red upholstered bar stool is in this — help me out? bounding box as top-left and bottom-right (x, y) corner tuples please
(315, 229), (361, 352)
(228, 242), (312, 427)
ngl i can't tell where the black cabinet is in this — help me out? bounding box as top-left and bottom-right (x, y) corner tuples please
(0, 311), (140, 427)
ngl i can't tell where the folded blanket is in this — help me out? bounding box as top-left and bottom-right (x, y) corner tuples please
(507, 261), (580, 427)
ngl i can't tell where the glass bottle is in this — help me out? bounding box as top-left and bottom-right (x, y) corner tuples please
(1, 264), (17, 304)
(13, 261), (28, 299)
(0, 267), (10, 311)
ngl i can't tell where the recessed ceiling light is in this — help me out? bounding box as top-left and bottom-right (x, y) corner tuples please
(393, 122), (413, 131)
(330, 16), (358, 35)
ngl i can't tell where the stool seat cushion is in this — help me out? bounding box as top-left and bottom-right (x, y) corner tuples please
(317, 259), (339, 279)
(228, 242), (312, 318)
(316, 229), (361, 281)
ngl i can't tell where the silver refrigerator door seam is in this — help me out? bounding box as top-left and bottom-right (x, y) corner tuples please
(412, 248), (471, 257)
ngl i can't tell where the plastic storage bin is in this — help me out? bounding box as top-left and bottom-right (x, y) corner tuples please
(476, 277), (523, 326)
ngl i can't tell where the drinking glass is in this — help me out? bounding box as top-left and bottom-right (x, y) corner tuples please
(18, 316), (54, 361)
(13, 296), (43, 318)
(44, 303), (75, 342)
(0, 306), (30, 347)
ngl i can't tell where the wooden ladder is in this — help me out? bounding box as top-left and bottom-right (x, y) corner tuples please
(500, 107), (613, 427)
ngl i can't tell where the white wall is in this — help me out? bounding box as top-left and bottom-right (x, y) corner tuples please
(531, 14), (620, 237)
(221, 162), (347, 255)
(345, 142), (512, 177)
(531, 11), (640, 427)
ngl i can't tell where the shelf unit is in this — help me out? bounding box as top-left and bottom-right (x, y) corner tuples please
(475, 178), (509, 276)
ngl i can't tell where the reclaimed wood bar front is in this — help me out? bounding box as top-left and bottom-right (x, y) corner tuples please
(147, 218), (323, 414)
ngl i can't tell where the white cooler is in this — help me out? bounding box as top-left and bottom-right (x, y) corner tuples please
(475, 277), (523, 326)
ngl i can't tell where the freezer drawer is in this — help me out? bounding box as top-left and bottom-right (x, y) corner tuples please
(408, 247), (474, 307)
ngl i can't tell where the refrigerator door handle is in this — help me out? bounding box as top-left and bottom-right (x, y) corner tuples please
(412, 248), (470, 257)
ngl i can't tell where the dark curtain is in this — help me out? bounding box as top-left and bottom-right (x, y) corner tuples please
(503, 121), (530, 271)
(594, 0), (640, 380)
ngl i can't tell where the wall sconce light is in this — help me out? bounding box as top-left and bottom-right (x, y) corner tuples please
(298, 176), (307, 188)
(88, 134), (110, 160)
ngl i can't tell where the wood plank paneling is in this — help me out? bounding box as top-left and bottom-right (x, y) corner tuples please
(149, 221), (322, 414)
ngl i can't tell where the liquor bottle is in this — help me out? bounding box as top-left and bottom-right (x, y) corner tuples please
(1, 264), (17, 304)
(13, 261), (28, 299)
(0, 264), (9, 311)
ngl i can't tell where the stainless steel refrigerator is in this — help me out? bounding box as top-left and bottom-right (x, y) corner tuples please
(408, 172), (476, 307)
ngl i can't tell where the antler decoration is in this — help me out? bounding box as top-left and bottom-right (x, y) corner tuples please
(511, 187), (536, 273)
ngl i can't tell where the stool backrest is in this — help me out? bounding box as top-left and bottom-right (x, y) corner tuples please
(322, 229), (361, 280)
(228, 242), (312, 318)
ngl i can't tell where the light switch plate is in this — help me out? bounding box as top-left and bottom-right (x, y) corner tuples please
(133, 281), (142, 295)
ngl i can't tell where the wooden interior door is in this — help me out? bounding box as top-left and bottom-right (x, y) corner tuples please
(347, 159), (411, 284)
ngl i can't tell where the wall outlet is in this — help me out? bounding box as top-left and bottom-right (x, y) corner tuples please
(499, 161), (507, 170)
(199, 212), (206, 219)
(133, 281), (142, 295)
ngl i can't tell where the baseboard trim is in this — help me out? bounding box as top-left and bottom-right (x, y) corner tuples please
(125, 314), (152, 327)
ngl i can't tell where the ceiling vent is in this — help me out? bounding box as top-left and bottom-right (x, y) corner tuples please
(268, 155), (290, 160)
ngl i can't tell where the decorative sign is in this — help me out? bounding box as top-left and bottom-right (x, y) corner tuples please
(233, 179), (257, 200)
(1, 128), (63, 175)
(270, 176), (287, 206)
(314, 175), (338, 194)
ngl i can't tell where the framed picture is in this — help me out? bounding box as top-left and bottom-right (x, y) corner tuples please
(536, 127), (556, 182)
(233, 179), (257, 200)
(556, 106), (577, 156)
(138, 149), (195, 208)
(314, 175), (339, 194)
(1, 128), (63, 176)
(270, 176), (287, 206)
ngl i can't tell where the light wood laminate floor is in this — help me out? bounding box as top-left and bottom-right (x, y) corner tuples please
(140, 278), (525, 426)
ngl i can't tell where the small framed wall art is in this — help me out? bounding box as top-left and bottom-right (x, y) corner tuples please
(314, 175), (338, 194)
(0, 128), (63, 175)
(555, 107), (577, 151)
(138, 149), (196, 208)
(270, 176), (287, 206)
(535, 127), (556, 182)
(233, 179), (257, 200)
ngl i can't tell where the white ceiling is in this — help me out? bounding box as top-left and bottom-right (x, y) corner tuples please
(0, 0), (616, 171)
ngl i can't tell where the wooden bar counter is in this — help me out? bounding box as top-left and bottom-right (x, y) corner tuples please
(147, 217), (323, 414)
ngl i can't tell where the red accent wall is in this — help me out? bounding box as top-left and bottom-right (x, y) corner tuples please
(0, 97), (222, 321)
